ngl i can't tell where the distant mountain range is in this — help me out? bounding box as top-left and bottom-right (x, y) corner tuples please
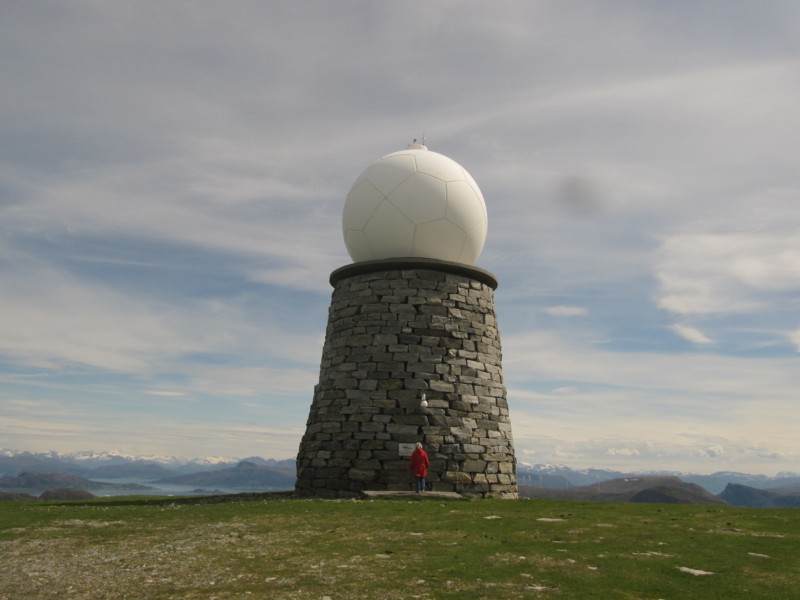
(152, 460), (295, 490)
(518, 464), (800, 507)
(520, 475), (725, 505)
(718, 482), (800, 508)
(517, 462), (800, 495)
(2, 449), (799, 507)
(0, 449), (296, 497)
(0, 448), (277, 474)
(0, 471), (154, 493)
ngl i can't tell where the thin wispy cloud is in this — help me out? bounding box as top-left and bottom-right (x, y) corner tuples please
(670, 324), (714, 345)
(790, 330), (800, 352)
(543, 306), (588, 317)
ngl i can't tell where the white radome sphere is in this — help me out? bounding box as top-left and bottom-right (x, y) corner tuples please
(342, 143), (488, 265)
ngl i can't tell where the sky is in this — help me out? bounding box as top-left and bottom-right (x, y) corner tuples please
(1, 1), (799, 475)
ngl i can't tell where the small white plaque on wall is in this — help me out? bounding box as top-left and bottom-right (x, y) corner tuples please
(398, 443), (415, 457)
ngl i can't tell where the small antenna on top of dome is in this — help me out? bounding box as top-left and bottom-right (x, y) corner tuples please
(408, 135), (428, 150)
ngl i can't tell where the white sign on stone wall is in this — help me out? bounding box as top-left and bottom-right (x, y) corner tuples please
(398, 443), (416, 457)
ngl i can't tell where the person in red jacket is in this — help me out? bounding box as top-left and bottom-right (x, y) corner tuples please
(409, 442), (430, 493)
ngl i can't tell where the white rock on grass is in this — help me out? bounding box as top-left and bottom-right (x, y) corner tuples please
(678, 567), (714, 576)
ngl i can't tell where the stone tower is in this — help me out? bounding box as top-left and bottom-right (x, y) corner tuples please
(295, 143), (517, 498)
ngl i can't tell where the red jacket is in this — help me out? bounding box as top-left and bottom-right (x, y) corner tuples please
(409, 447), (430, 477)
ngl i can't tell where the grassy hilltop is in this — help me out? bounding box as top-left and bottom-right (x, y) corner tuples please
(1, 494), (798, 599)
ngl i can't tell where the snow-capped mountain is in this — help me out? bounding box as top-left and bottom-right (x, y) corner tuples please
(0, 448), (273, 478)
(3, 450), (798, 496)
(516, 463), (800, 495)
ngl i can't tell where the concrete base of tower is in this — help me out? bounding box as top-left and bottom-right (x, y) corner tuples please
(295, 258), (518, 499)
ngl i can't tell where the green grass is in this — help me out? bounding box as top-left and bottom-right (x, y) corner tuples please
(1, 495), (799, 599)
